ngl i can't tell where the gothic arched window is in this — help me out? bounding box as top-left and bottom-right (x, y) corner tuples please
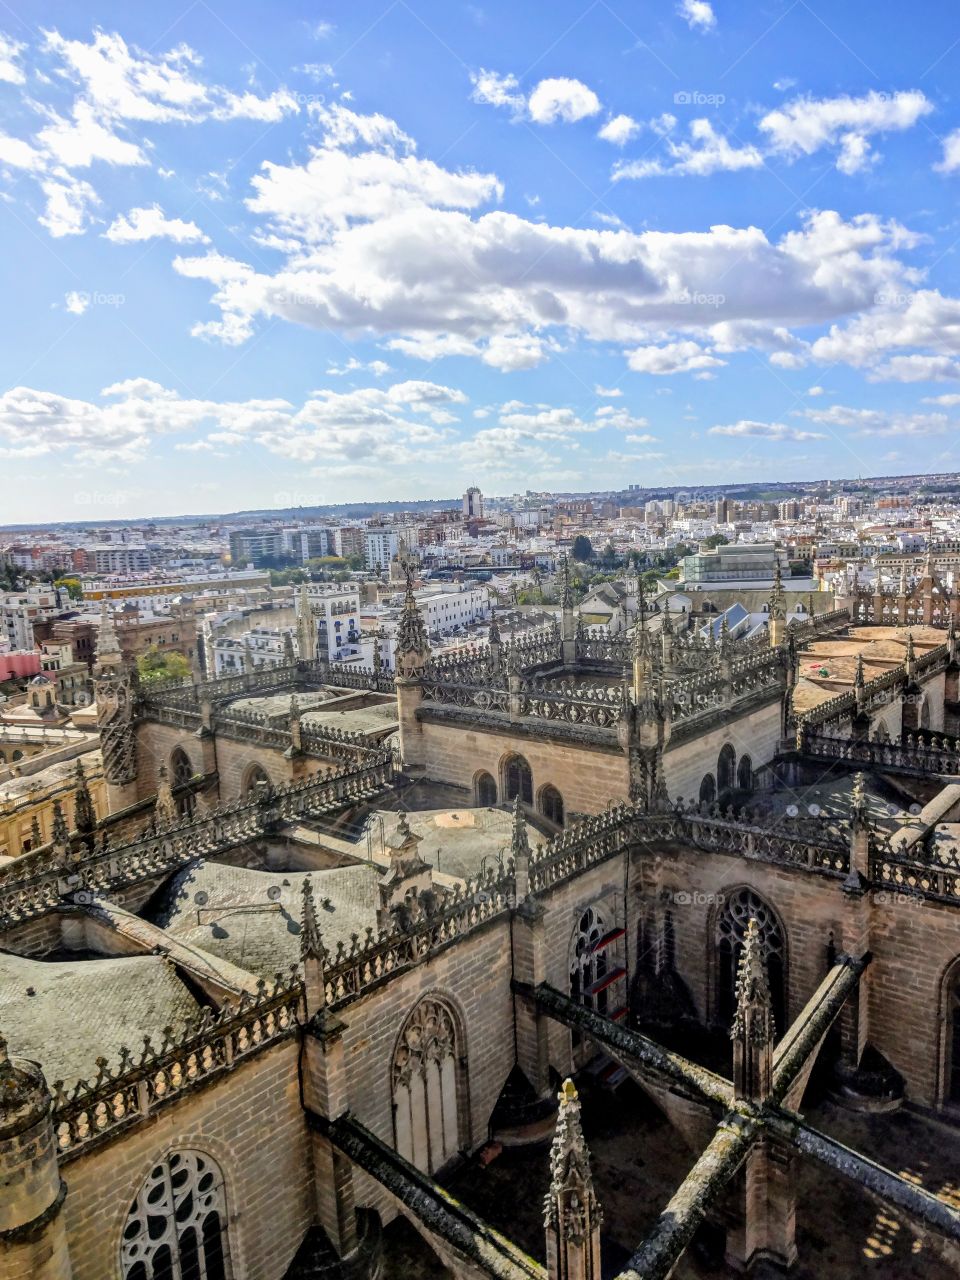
(716, 889), (786, 1034)
(392, 998), (462, 1175)
(570, 907), (609, 1018)
(121, 1150), (230, 1280)
(737, 754), (753, 791)
(241, 764), (270, 798)
(475, 771), (497, 806)
(699, 773), (716, 805)
(503, 754), (532, 805)
(717, 744), (736, 795)
(170, 748), (195, 819)
(539, 784), (564, 827)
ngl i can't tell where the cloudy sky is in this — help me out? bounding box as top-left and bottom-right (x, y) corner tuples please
(2, 2), (960, 521)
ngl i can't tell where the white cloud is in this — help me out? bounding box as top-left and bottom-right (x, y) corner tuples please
(614, 118), (762, 179)
(470, 68), (525, 115)
(37, 101), (146, 167)
(598, 114), (640, 146)
(709, 420), (825, 441)
(0, 34), (25, 84)
(677, 0), (716, 31)
(527, 77), (601, 125)
(627, 341), (725, 375)
(935, 128), (960, 174)
(806, 385), (825, 396)
(104, 204), (209, 244)
(0, 132), (45, 170)
(802, 404), (948, 436)
(759, 90), (932, 173)
(39, 174), (99, 237)
(64, 291), (89, 315)
(594, 385), (623, 396)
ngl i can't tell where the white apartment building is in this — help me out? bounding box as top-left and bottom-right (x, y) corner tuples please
(364, 529), (400, 572)
(414, 583), (490, 637)
(212, 627), (295, 676)
(304, 584), (362, 661)
(87, 545), (153, 574)
(0, 586), (64, 651)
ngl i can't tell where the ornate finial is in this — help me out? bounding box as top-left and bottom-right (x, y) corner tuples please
(731, 919), (775, 1048)
(300, 878), (324, 962)
(73, 759), (96, 836)
(488, 615), (501, 646)
(851, 770), (867, 822)
(51, 798), (69, 851)
(512, 793), (530, 858)
(769, 563), (786, 621)
(290, 693), (300, 720)
(561, 555), (573, 610)
(905, 630), (916, 664)
(283, 629), (295, 664)
(30, 814), (41, 847)
(661, 598), (673, 636)
(853, 652), (865, 689)
(96, 598), (122, 666)
(544, 1076), (602, 1276)
(395, 574), (430, 660)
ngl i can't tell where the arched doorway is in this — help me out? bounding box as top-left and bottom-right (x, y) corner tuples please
(699, 773), (716, 805)
(503, 754), (532, 805)
(539, 784), (564, 826)
(475, 771), (497, 806)
(170, 748), (195, 819)
(716, 888), (786, 1035)
(737, 754), (753, 790)
(717, 744), (736, 795)
(392, 997), (464, 1175)
(121, 1149), (230, 1280)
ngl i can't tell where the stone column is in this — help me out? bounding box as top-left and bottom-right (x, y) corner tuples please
(298, 883), (359, 1259)
(0, 1036), (72, 1280)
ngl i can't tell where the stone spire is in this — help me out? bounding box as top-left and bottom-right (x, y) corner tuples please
(50, 799), (69, 856)
(543, 1079), (602, 1280)
(560, 554), (573, 611)
(297, 582), (318, 663)
(371, 628), (382, 674)
(154, 763), (177, 826)
(511, 793), (530, 903)
(300, 878), (327, 1018)
(731, 919), (775, 1103)
(283, 628), (295, 665)
(395, 571), (431, 678)
(72, 759), (96, 837)
(768, 564), (787, 648)
(95, 599), (123, 671)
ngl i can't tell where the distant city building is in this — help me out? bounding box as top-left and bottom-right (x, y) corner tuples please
(228, 527), (282, 567)
(680, 542), (784, 585)
(463, 487), (484, 519)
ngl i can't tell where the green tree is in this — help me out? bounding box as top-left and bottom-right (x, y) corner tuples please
(137, 646), (191, 684)
(701, 533), (729, 550)
(55, 577), (84, 601)
(571, 535), (594, 562)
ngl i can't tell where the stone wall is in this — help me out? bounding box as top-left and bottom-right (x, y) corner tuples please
(60, 1039), (312, 1280)
(663, 699), (783, 802)
(416, 717), (630, 816)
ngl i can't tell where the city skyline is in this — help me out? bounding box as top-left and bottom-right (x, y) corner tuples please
(4, 4), (960, 520)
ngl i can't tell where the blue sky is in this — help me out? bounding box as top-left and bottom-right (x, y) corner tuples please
(3, 1), (960, 521)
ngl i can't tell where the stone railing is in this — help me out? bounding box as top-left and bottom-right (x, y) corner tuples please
(323, 867), (514, 1008)
(575, 631), (630, 665)
(788, 607), (851, 643)
(52, 972), (304, 1160)
(0, 752), (394, 930)
(801, 728), (960, 776)
(517, 683), (623, 730)
(418, 679), (510, 713)
(872, 837), (960, 904)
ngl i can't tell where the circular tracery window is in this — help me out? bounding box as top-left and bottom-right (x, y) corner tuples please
(121, 1150), (230, 1280)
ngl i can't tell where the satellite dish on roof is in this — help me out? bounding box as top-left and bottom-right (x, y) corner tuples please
(909, 803), (922, 815)
(786, 804), (799, 818)
(887, 804), (900, 816)
(266, 885), (282, 901)
(194, 891), (209, 906)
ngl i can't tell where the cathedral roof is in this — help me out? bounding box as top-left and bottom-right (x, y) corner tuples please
(0, 951), (200, 1091)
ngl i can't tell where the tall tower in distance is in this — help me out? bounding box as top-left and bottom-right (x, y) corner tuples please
(463, 486), (484, 519)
